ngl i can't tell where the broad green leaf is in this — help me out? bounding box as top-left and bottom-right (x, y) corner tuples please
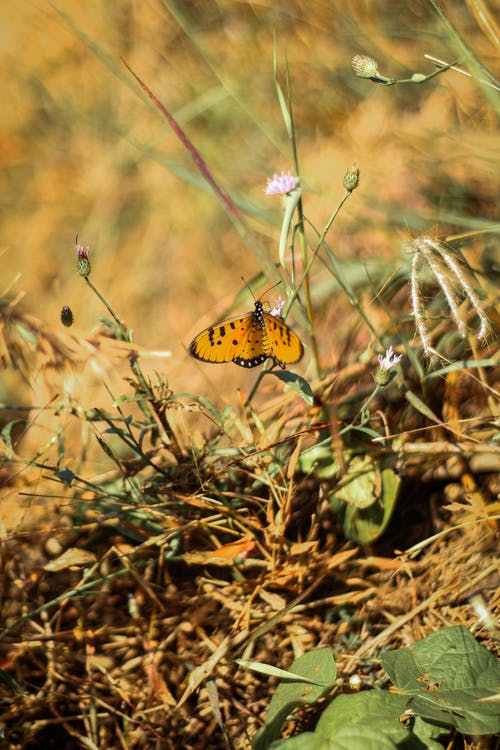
(336, 455), (381, 509)
(411, 715), (448, 750)
(333, 467), (400, 543)
(253, 649), (336, 750)
(382, 626), (500, 735)
(297, 439), (337, 476)
(315, 691), (409, 750)
(270, 734), (335, 749)
(269, 732), (337, 750)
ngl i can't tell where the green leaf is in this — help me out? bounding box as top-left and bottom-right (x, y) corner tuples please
(336, 455), (382, 509)
(269, 734), (335, 749)
(315, 691), (410, 750)
(252, 649), (336, 750)
(425, 358), (498, 380)
(411, 716), (448, 750)
(236, 659), (330, 685)
(0, 420), (25, 453)
(297, 438), (337, 477)
(404, 390), (442, 423)
(333, 466), (400, 543)
(278, 187), (302, 268)
(381, 626), (500, 735)
(273, 40), (293, 138)
(270, 370), (314, 405)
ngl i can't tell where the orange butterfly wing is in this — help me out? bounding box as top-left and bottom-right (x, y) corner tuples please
(262, 312), (304, 368)
(189, 301), (304, 369)
(189, 313), (265, 366)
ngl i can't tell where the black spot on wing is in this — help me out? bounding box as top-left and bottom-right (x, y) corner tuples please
(233, 352), (268, 368)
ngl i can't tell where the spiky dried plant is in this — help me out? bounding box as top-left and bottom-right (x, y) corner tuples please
(409, 235), (492, 359)
(0, 291), (144, 385)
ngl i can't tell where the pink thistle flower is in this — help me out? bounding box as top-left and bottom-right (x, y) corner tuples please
(268, 297), (284, 317)
(374, 346), (403, 385)
(265, 171), (300, 195)
(377, 347), (403, 371)
(75, 236), (91, 277)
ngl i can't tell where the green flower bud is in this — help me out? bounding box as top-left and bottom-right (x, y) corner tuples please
(76, 243), (91, 277)
(343, 164), (360, 192)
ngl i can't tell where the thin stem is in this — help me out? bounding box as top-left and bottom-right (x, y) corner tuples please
(285, 67), (320, 379)
(84, 277), (128, 340)
(424, 54), (500, 91)
(244, 363), (274, 407)
(285, 190), (352, 315)
(351, 385), (382, 426)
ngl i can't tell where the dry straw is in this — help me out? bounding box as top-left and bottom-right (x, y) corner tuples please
(409, 235), (491, 359)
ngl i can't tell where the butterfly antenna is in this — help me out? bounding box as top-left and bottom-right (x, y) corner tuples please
(240, 275), (257, 302)
(240, 275), (283, 302)
(261, 280), (283, 299)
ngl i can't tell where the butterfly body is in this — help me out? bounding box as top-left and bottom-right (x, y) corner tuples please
(189, 300), (304, 369)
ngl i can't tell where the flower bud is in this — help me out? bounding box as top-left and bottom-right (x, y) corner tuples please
(351, 55), (393, 84)
(352, 55), (380, 79)
(343, 164), (360, 192)
(373, 366), (394, 386)
(76, 241), (91, 277)
(60, 305), (74, 327)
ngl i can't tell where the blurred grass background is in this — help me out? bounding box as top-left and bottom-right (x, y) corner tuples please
(0, 4), (498, 746)
(1, 0), (498, 413)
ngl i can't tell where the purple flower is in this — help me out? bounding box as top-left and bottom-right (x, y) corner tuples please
(268, 297), (284, 317)
(77, 245), (89, 262)
(374, 347), (403, 386)
(265, 171), (300, 195)
(75, 236), (91, 277)
(377, 347), (403, 371)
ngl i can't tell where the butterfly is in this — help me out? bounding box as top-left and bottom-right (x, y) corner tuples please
(189, 299), (304, 369)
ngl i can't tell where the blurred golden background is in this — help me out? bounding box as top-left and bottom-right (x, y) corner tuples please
(1, 0), (498, 406)
(0, 7), (498, 746)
